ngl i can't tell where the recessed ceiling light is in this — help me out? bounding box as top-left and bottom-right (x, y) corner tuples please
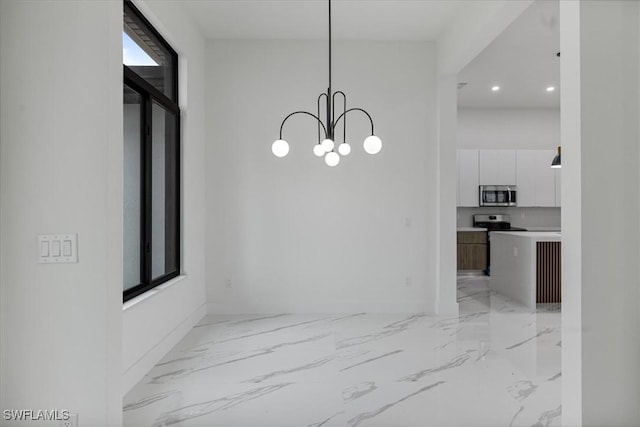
(546, 86), (556, 92)
(491, 86), (500, 92)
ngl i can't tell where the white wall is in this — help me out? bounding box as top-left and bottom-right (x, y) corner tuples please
(562, 1), (640, 425)
(121, 0), (207, 394)
(559, 2), (582, 423)
(435, 75), (459, 314)
(206, 40), (438, 313)
(457, 108), (560, 150)
(0, 1), (122, 425)
(0, 0), (208, 416)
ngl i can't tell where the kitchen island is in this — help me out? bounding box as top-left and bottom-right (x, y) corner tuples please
(490, 231), (561, 309)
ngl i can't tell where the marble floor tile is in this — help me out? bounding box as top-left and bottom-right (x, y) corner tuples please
(124, 277), (561, 427)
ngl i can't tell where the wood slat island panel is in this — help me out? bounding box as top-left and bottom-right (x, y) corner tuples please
(536, 241), (561, 303)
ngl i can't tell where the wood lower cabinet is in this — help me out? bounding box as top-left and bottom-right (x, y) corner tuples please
(457, 231), (488, 271)
(457, 245), (487, 270)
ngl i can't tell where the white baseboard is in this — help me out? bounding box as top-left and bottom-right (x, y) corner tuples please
(206, 300), (434, 315)
(122, 303), (206, 395)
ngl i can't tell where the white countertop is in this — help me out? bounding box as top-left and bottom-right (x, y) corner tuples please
(458, 227), (560, 233)
(523, 226), (562, 232)
(491, 231), (561, 240)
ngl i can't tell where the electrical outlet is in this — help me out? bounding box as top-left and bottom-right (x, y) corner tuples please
(405, 276), (412, 287)
(225, 279), (232, 288)
(59, 413), (78, 427)
(513, 247), (518, 257)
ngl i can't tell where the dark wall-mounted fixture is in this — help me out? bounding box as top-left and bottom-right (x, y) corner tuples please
(551, 146), (561, 168)
(271, 0), (381, 167)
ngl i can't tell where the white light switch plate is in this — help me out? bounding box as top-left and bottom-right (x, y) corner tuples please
(38, 234), (78, 263)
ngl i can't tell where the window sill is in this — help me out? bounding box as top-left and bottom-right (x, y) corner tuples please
(123, 275), (187, 311)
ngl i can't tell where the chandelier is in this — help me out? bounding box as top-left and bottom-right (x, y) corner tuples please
(271, 0), (382, 167)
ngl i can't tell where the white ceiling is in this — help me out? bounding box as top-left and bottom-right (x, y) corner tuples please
(457, 0), (560, 109)
(178, 0), (559, 109)
(181, 0), (467, 41)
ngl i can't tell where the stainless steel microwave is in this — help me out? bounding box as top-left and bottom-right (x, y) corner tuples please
(479, 185), (517, 207)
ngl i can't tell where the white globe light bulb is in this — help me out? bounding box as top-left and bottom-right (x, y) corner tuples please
(272, 139), (289, 158)
(325, 151), (340, 167)
(321, 138), (335, 153)
(338, 142), (351, 156)
(363, 135), (382, 155)
(313, 144), (325, 157)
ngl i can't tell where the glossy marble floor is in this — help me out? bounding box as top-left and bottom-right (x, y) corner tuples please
(124, 277), (561, 426)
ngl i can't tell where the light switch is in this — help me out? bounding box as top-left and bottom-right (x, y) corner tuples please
(51, 240), (61, 257)
(40, 241), (49, 257)
(38, 233), (78, 263)
(62, 240), (72, 257)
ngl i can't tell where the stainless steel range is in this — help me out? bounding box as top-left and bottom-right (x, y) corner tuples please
(473, 214), (527, 275)
(473, 214), (527, 232)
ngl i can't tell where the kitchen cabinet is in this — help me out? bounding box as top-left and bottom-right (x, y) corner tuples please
(457, 231), (487, 271)
(516, 150), (556, 207)
(457, 150), (479, 207)
(457, 149), (560, 208)
(478, 150), (516, 185)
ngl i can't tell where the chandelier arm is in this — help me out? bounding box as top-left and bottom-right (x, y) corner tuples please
(333, 107), (374, 136)
(318, 93), (328, 143)
(332, 91), (346, 142)
(279, 111), (328, 140)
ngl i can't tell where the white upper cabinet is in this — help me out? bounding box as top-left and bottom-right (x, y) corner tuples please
(457, 149), (560, 208)
(516, 150), (557, 207)
(457, 149), (479, 207)
(478, 149), (516, 185)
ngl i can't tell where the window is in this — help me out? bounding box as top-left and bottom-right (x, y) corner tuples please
(123, 0), (180, 302)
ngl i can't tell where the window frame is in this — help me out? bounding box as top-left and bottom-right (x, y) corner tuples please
(123, 0), (181, 302)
